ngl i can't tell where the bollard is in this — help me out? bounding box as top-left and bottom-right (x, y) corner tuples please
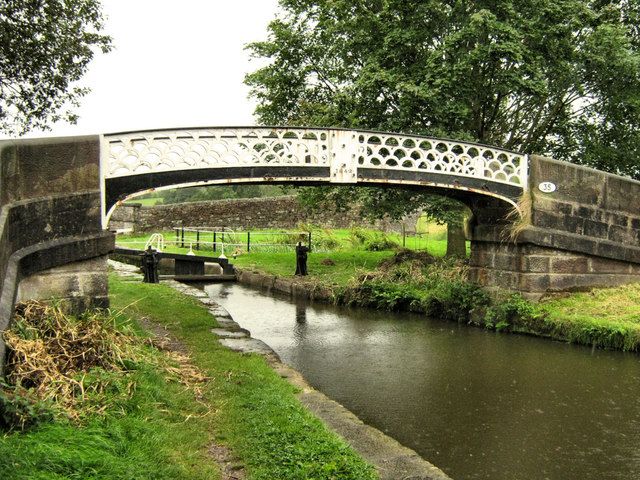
(141, 246), (160, 283)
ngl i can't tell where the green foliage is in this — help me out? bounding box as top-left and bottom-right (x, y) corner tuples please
(247, 0), (640, 179)
(364, 233), (398, 251)
(347, 226), (371, 247)
(422, 281), (491, 323)
(483, 293), (540, 331)
(0, 385), (54, 432)
(314, 229), (341, 250)
(159, 185), (286, 204)
(294, 185), (468, 232)
(340, 279), (424, 311)
(0, 0), (112, 135)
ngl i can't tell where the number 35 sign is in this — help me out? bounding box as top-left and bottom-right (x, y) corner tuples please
(538, 182), (557, 193)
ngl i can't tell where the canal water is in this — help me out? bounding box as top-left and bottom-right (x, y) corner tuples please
(203, 282), (640, 480)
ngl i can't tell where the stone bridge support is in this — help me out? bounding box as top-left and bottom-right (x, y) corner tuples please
(469, 156), (640, 299)
(0, 136), (114, 369)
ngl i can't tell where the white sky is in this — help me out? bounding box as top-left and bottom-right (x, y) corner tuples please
(21, 0), (280, 138)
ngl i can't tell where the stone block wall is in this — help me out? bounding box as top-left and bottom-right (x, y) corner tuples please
(528, 155), (640, 251)
(17, 256), (110, 311)
(469, 155), (640, 298)
(470, 242), (640, 299)
(111, 195), (420, 232)
(0, 136), (115, 369)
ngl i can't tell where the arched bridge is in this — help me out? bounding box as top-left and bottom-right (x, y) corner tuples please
(101, 127), (527, 224)
(1, 125), (639, 343)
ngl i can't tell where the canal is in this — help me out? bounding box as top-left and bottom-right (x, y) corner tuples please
(203, 282), (640, 480)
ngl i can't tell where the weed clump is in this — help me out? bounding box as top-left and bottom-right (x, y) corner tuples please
(338, 250), (488, 317)
(1, 301), (139, 429)
(1, 301), (210, 431)
(364, 233), (398, 251)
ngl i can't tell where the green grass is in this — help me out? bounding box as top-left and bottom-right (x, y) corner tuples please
(115, 227), (460, 288)
(533, 284), (640, 350)
(540, 283), (640, 324)
(233, 251), (391, 286)
(0, 275), (376, 479)
(116, 227), (454, 256)
(125, 196), (163, 206)
(0, 324), (221, 479)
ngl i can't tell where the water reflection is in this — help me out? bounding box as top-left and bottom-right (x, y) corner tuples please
(294, 303), (307, 342)
(203, 282), (640, 480)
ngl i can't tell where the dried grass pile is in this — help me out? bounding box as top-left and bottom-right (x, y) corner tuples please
(1, 301), (211, 430)
(2, 301), (137, 424)
(144, 333), (210, 402)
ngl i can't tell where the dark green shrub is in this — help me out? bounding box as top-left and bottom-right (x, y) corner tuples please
(347, 226), (371, 247)
(364, 234), (398, 251)
(339, 279), (423, 311)
(0, 384), (54, 431)
(422, 280), (491, 322)
(315, 229), (340, 250)
(484, 294), (538, 331)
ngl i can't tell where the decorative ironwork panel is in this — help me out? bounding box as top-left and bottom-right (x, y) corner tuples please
(104, 128), (331, 179)
(354, 132), (526, 186)
(102, 127), (527, 188)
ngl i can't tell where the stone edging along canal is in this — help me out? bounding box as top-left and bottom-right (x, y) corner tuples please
(235, 268), (337, 302)
(110, 262), (451, 480)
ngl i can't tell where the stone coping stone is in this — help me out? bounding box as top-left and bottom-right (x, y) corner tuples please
(219, 337), (277, 357)
(210, 328), (249, 339)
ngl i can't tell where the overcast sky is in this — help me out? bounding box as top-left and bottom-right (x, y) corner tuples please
(24, 0), (280, 138)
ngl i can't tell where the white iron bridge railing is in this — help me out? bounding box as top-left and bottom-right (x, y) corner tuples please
(101, 127), (528, 188)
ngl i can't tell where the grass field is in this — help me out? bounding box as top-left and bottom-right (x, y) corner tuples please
(116, 226), (450, 253)
(116, 227), (455, 287)
(124, 196), (163, 206)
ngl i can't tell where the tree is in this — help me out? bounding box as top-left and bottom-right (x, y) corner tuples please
(0, 0), (111, 135)
(245, 0), (640, 238)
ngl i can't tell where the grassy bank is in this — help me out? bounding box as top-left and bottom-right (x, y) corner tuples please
(0, 275), (377, 479)
(0, 301), (221, 479)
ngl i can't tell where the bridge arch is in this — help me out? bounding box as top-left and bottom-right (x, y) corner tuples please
(100, 127), (527, 225)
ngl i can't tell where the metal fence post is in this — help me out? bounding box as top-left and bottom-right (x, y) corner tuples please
(213, 232), (216, 252)
(196, 230), (200, 250)
(308, 231), (312, 251)
(181, 227), (185, 248)
(247, 231), (251, 253)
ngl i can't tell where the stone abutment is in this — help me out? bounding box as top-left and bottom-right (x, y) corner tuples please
(0, 137), (115, 370)
(469, 155), (640, 299)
